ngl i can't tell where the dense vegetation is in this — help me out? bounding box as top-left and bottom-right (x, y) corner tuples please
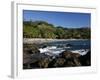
(23, 21), (90, 39)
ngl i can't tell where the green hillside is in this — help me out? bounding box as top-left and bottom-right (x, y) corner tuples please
(23, 21), (90, 39)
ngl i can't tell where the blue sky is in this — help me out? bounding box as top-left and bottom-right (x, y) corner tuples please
(23, 10), (91, 28)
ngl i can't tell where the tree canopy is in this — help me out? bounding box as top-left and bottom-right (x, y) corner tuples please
(23, 21), (90, 39)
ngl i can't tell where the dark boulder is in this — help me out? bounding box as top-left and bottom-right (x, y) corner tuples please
(65, 43), (73, 47)
(59, 51), (81, 67)
(48, 51), (81, 67)
(60, 51), (81, 59)
(41, 44), (47, 48)
(23, 44), (40, 54)
(53, 58), (66, 67)
(23, 53), (51, 69)
(38, 57), (51, 68)
(79, 50), (91, 66)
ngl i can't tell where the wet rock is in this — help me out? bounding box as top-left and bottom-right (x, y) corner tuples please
(41, 45), (47, 48)
(62, 57), (81, 67)
(79, 50), (91, 66)
(48, 51), (81, 67)
(23, 53), (51, 69)
(38, 57), (51, 68)
(65, 43), (72, 47)
(23, 44), (41, 69)
(53, 58), (66, 67)
(23, 44), (40, 54)
(59, 51), (81, 67)
(60, 51), (81, 59)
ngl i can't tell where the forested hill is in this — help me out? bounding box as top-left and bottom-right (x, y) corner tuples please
(23, 21), (90, 39)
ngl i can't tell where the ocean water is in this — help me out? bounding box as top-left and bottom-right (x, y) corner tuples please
(38, 39), (90, 56)
(41, 39), (91, 51)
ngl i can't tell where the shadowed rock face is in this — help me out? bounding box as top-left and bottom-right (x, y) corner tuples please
(38, 58), (51, 68)
(51, 58), (66, 67)
(79, 51), (91, 66)
(23, 44), (91, 69)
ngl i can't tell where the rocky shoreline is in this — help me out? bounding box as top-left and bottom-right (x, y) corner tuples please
(23, 44), (91, 69)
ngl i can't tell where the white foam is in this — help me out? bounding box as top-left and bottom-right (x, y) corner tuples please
(39, 46), (89, 56)
(71, 49), (89, 56)
(39, 46), (65, 56)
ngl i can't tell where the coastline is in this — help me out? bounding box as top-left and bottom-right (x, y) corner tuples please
(23, 38), (90, 44)
(23, 38), (91, 69)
